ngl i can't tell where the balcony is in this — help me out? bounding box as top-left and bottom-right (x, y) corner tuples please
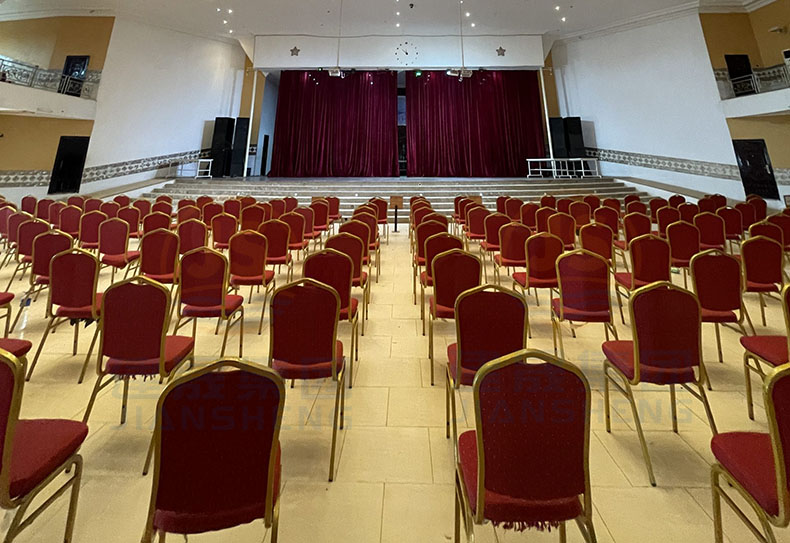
(0, 56), (101, 101)
(714, 64), (790, 100)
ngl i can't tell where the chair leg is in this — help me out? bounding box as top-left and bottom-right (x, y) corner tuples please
(238, 309), (244, 357)
(220, 317), (231, 357)
(428, 313), (434, 386)
(412, 263), (417, 304)
(623, 381), (656, 486)
(63, 455), (83, 543)
(420, 282), (425, 336)
(82, 373), (110, 423)
(120, 376), (130, 424)
(328, 370), (344, 482)
(445, 370), (451, 439)
(759, 293), (767, 327)
(744, 304), (756, 335)
(714, 323), (724, 363)
(604, 369), (612, 433)
(669, 384), (678, 433)
(711, 469), (724, 543)
(615, 287), (626, 325)
(26, 316), (55, 381)
(72, 321), (79, 356)
(745, 354), (757, 421)
(697, 383), (718, 435)
(560, 522), (567, 543)
(142, 432), (155, 476)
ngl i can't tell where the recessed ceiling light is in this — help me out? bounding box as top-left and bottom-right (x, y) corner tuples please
(229, 29), (234, 33)
(223, 19), (228, 24)
(396, 22), (400, 27)
(555, 5), (560, 10)
(216, 7), (221, 11)
(228, 8), (233, 13)
(561, 17), (566, 22)
(396, 11), (400, 15)
(470, 22), (476, 27)
(465, 11), (470, 17)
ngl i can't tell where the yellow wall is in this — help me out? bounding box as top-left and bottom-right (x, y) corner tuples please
(727, 115), (790, 169)
(542, 52), (561, 118)
(0, 115), (94, 170)
(749, 0), (790, 67)
(239, 57), (266, 144)
(0, 17), (114, 70)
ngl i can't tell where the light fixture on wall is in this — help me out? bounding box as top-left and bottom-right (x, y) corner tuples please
(769, 25), (788, 34)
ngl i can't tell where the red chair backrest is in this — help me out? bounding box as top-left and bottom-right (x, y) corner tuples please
(423, 213), (449, 228)
(280, 213), (305, 245)
(327, 197), (341, 218)
(113, 195), (131, 207)
(101, 279), (168, 362)
(354, 213), (378, 246)
(536, 207), (553, 233)
(504, 198), (523, 221)
(79, 211), (107, 244)
(498, 223), (531, 262)
(668, 194), (686, 208)
(31, 230), (71, 279)
(269, 199), (285, 218)
(526, 233), (564, 281)
(457, 200), (474, 224)
(48, 201), (66, 227)
(369, 198), (387, 222)
(717, 207), (743, 239)
(711, 194), (727, 210)
(141, 229), (179, 278)
(556, 198), (572, 214)
(223, 199), (242, 219)
(84, 198), (102, 212)
(630, 235), (671, 286)
(547, 212), (575, 247)
(657, 206), (680, 237)
(178, 219), (208, 255)
(241, 205), (265, 231)
(580, 223), (613, 263)
(768, 214), (790, 247)
(177, 199), (197, 210)
(602, 198), (621, 215)
(229, 231), (268, 280)
(177, 206), (201, 224)
(454, 196), (464, 217)
(35, 198), (54, 220)
(143, 212), (171, 235)
(583, 194), (601, 210)
(748, 196), (767, 221)
(180, 249), (228, 310)
(412, 206), (433, 229)
(455, 287), (527, 376)
(50, 249), (99, 313)
(594, 206), (619, 240)
(624, 194), (641, 205)
(557, 250), (612, 315)
(21, 195), (36, 215)
(17, 220), (49, 258)
(118, 206), (141, 236)
(7, 213), (30, 245)
(742, 236), (783, 286)
(259, 202), (273, 223)
(258, 220), (290, 260)
(623, 212), (651, 244)
(310, 200), (330, 229)
(294, 207), (316, 236)
(304, 249), (354, 311)
(735, 202), (757, 231)
(202, 202), (223, 227)
(540, 194), (556, 209)
(338, 221), (370, 259)
(424, 234), (463, 280)
(649, 198), (668, 222)
(211, 213), (238, 247)
(466, 207), (490, 236)
(678, 202), (699, 223)
(750, 222), (783, 246)
(667, 221), (700, 263)
(100, 201), (120, 219)
(483, 213), (509, 246)
(98, 218), (129, 257)
(196, 196), (213, 210)
(569, 201), (591, 228)
(270, 280), (339, 368)
(132, 199), (152, 218)
(495, 196), (509, 214)
(416, 221), (447, 259)
(155, 195), (172, 204)
(694, 212), (725, 248)
(0, 207), (14, 238)
(626, 201), (648, 215)
(283, 197), (298, 213)
(326, 233), (365, 280)
(152, 201), (172, 216)
(691, 250), (742, 312)
(432, 250), (481, 309)
(520, 203), (539, 229)
(698, 197), (716, 214)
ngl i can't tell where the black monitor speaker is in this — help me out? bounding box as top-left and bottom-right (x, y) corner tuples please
(48, 136), (90, 194)
(210, 117), (235, 177)
(230, 117), (250, 177)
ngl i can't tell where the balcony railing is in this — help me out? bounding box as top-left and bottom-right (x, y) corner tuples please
(714, 64), (790, 100)
(0, 57), (100, 100)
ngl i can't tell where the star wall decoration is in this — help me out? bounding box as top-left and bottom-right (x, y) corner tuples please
(496, 47), (506, 57)
(290, 46), (301, 56)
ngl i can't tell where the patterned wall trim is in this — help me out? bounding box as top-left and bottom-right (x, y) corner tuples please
(0, 149), (212, 188)
(587, 147), (790, 186)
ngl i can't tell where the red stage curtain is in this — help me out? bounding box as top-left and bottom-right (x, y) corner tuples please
(270, 70), (399, 177)
(406, 70), (546, 177)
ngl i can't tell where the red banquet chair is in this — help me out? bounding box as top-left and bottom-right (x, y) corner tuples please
(614, 234), (671, 324)
(540, 194), (556, 209)
(557, 198), (573, 214)
(2, 212), (30, 270)
(569, 201), (592, 229)
(311, 198), (332, 234)
(280, 212), (308, 258)
(152, 200), (172, 217)
(177, 219), (208, 255)
(698, 196), (717, 214)
(327, 196), (341, 224)
(211, 212), (237, 250)
(513, 232), (563, 318)
(48, 201), (66, 228)
(584, 194), (601, 211)
(678, 202), (699, 224)
(327, 232), (370, 332)
(603, 197), (622, 216)
(626, 200), (648, 215)
(229, 230), (275, 335)
(742, 236), (785, 327)
(710, 193), (727, 210)
(463, 206), (489, 249)
(269, 199), (285, 218)
(353, 211), (382, 281)
(202, 201), (223, 228)
(113, 195), (131, 207)
(695, 212), (726, 251)
(594, 206), (620, 241)
(27, 248), (102, 383)
(241, 204), (265, 231)
(6, 219), (49, 291)
(548, 211), (576, 250)
(118, 205), (141, 239)
(649, 197), (668, 224)
(0, 206), (16, 250)
(751, 221), (784, 248)
(367, 197), (389, 244)
(667, 220), (701, 288)
(268, 279), (345, 481)
(295, 206), (323, 251)
(142, 211), (171, 236)
(691, 250), (751, 364)
(196, 195), (213, 210)
(259, 220), (294, 281)
(59, 205), (82, 237)
(505, 198), (523, 221)
(155, 195), (172, 205)
(98, 218), (140, 281)
(603, 282), (717, 486)
(20, 195), (36, 215)
(624, 194), (641, 206)
(177, 199), (197, 210)
(410, 205), (434, 247)
(495, 196), (509, 216)
(132, 199), (152, 219)
(455, 349), (596, 543)
(520, 202), (539, 230)
(413, 220), (448, 303)
(174, 248), (244, 357)
(428, 249), (482, 385)
(304, 249), (359, 368)
(35, 198), (54, 221)
(78, 210), (106, 251)
(748, 195), (768, 222)
(141, 359), (285, 543)
(580, 222), (614, 266)
(85, 198), (102, 213)
(420, 233), (464, 332)
(735, 201), (757, 233)
(223, 198), (241, 220)
(717, 206), (744, 251)
(711, 360), (790, 542)
(669, 194), (686, 208)
(0, 349), (87, 543)
(279, 196), (294, 213)
(140, 228), (179, 289)
(656, 206), (680, 238)
(741, 284), (790, 420)
(768, 213), (790, 252)
(614, 211), (652, 273)
(67, 195), (84, 209)
(493, 222), (530, 285)
(445, 285), (527, 442)
(479, 213), (509, 282)
(423, 212), (449, 230)
(552, 249), (619, 359)
(99, 200), (120, 219)
(176, 205), (200, 226)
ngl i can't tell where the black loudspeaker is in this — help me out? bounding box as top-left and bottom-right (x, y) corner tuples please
(229, 118), (250, 177)
(211, 117), (235, 177)
(48, 136), (90, 194)
(549, 117), (568, 158)
(564, 117), (586, 158)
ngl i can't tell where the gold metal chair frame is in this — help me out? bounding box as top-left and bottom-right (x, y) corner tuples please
(454, 348), (597, 543)
(603, 281), (717, 487)
(613, 234), (671, 325)
(327, 232), (371, 334)
(420, 233), (464, 335)
(0, 349), (84, 543)
(354, 211), (382, 283)
(5, 218), (48, 291)
(98, 217), (140, 282)
(141, 358), (285, 543)
(228, 230), (277, 336)
(268, 278), (346, 481)
(429, 249), (482, 386)
(512, 233), (563, 332)
(492, 222), (529, 287)
(413, 219), (448, 305)
(368, 197), (390, 245)
(445, 285), (528, 445)
(478, 213), (509, 284)
(261, 219), (295, 282)
(552, 249), (619, 360)
(741, 236), (786, 328)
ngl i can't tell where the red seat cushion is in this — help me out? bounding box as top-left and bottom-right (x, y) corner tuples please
(512, 273), (557, 290)
(551, 298), (610, 323)
(0, 338), (33, 358)
(183, 295), (244, 318)
(105, 335), (194, 376)
(352, 272), (368, 288)
(0, 292), (14, 306)
(701, 308), (737, 323)
(272, 341), (344, 380)
(494, 255), (526, 267)
(447, 343), (475, 386)
(746, 281), (779, 293)
(741, 336), (788, 367)
(145, 272), (176, 284)
(339, 298), (359, 320)
(613, 240), (627, 250)
(101, 251), (140, 268)
(213, 242), (229, 250)
(672, 258), (691, 268)
(465, 232), (485, 241)
(711, 432), (779, 516)
(480, 242), (499, 252)
(602, 340), (695, 384)
(230, 271), (275, 288)
(80, 241), (99, 250)
(701, 242), (725, 251)
(288, 241), (310, 250)
(429, 297), (454, 319)
(458, 430), (582, 525)
(268, 254), (292, 266)
(414, 255), (426, 266)
(55, 292), (103, 320)
(419, 271), (433, 287)
(9, 419), (88, 498)
(614, 272), (649, 290)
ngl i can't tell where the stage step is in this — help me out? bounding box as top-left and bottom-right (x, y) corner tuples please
(144, 177), (649, 219)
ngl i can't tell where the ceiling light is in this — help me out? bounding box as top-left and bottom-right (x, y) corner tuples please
(396, 22), (400, 27)
(223, 19), (228, 24)
(465, 11), (470, 16)
(396, 11), (400, 15)
(561, 16), (566, 22)
(227, 8), (233, 13)
(470, 22), (476, 27)
(216, 7), (221, 11)
(555, 5), (560, 10)
(229, 29), (234, 33)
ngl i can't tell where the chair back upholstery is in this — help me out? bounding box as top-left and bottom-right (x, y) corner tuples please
(748, 196), (768, 222)
(454, 286), (527, 378)
(547, 212), (576, 248)
(603, 198), (621, 215)
(742, 236), (784, 287)
(495, 196), (509, 214)
(623, 212), (651, 244)
(31, 231), (72, 280)
(416, 221), (447, 259)
(691, 250), (742, 313)
(649, 198), (668, 222)
(177, 219), (208, 255)
(338, 221), (371, 259)
(241, 205), (265, 231)
(113, 195), (131, 207)
(556, 250), (612, 316)
(768, 214), (790, 248)
(280, 213), (306, 246)
(711, 194), (727, 210)
(270, 279), (340, 372)
(678, 202), (699, 224)
(17, 219), (49, 258)
(211, 213), (237, 247)
(229, 231), (268, 280)
(520, 203), (539, 229)
(294, 207), (316, 237)
(84, 198), (102, 212)
(118, 206), (141, 237)
(505, 198), (523, 221)
(49, 249), (99, 317)
(327, 196), (341, 218)
(624, 194), (641, 205)
(483, 213), (510, 246)
(765, 358), (790, 523)
(196, 196), (213, 210)
(258, 220), (290, 261)
(525, 232), (564, 285)
(735, 202), (757, 231)
(132, 199), (152, 218)
(657, 206), (680, 237)
(423, 213), (449, 228)
(155, 195), (172, 205)
(425, 234), (463, 280)
(354, 213), (379, 246)
(310, 200), (330, 229)
(750, 222), (784, 246)
(143, 212), (171, 235)
(98, 218), (129, 257)
(369, 198), (387, 222)
(269, 199), (285, 218)
(556, 198), (572, 214)
(59, 206), (82, 235)
(141, 229), (179, 279)
(694, 212), (726, 248)
(21, 195), (36, 215)
(432, 250), (482, 310)
(698, 197), (716, 214)
(412, 206), (434, 230)
(594, 206), (620, 240)
(469, 349), (590, 523)
(459, 200), (475, 225)
(35, 198), (54, 220)
(0, 350), (25, 504)
(626, 201), (648, 215)
(326, 233), (365, 280)
(177, 206), (201, 225)
(202, 203), (223, 227)
(540, 194), (556, 209)
(304, 249), (354, 311)
(223, 199), (242, 219)
(580, 223), (613, 263)
(666, 221), (700, 264)
(152, 201), (172, 216)
(0, 207), (14, 239)
(466, 207), (490, 236)
(669, 194), (686, 208)
(569, 201), (591, 228)
(630, 234), (671, 286)
(283, 197), (298, 213)
(100, 201), (120, 219)
(180, 248), (229, 312)
(177, 199), (197, 210)
(630, 282), (702, 380)
(498, 223), (530, 263)
(717, 207), (743, 240)
(7, 213), (29, 246)
(583, 194), (601, 210)
(48, 201), (66, 227)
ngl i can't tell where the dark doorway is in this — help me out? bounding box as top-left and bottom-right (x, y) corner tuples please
(725, 55), (757, 97)
(261, 135), (270, 176)
(60, 55), (90, 97)
(49, 136), (90, 194)
(733, 139), (779, 200)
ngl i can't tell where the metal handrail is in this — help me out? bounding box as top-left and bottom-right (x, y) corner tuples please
(713, 63), (790, 100)
(0, 57), (100, 100)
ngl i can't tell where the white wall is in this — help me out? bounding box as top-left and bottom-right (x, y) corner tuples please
(86, 17), (246, 169)
(552, 13), (749, 201)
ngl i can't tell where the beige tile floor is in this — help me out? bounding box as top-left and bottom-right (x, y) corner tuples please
(2, 229), (788, 542)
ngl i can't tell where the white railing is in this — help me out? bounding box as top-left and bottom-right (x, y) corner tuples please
(527, 158), (601, 179)
(714, 64), (790, 100)
(0, 57), (100, 100)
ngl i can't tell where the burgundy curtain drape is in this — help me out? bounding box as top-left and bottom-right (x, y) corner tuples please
(269, 70), (399, 177)
(406, 70), (546, 177)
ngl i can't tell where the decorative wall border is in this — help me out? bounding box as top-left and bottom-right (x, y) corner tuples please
(587, 147), (790, 186)
(0, 149), (211, 188)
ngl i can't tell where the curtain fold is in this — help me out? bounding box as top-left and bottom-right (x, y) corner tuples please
(270, 70), (399, 177)
(406, 70), (546, 177)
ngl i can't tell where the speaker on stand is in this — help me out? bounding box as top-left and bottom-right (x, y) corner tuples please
(230, 117), (250, 177)
(210, 117), (235, 178)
